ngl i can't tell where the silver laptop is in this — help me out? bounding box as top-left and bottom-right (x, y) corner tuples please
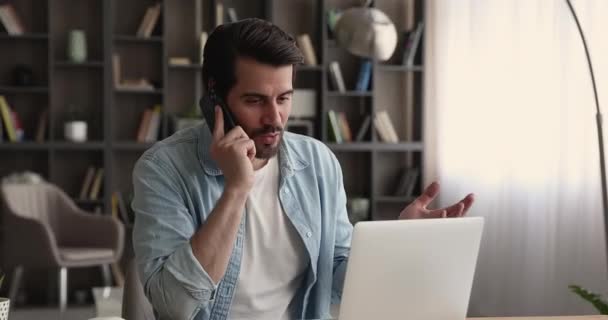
(338, 217), (484, 320)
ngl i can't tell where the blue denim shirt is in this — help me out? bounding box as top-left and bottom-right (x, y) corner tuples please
(132, 123), (353, 320)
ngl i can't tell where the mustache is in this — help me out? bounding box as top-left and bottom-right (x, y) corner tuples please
(251, 125), (283, 138)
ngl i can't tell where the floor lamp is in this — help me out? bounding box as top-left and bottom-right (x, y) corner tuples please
(565, 0), (608, 270)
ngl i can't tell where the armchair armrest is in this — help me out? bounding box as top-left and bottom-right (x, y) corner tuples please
(57, 207), (125, 261)
(2, 213), (62, 268)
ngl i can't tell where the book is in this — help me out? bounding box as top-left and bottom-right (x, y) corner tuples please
(35, 109), (48, 142)
(227, 7), (238, 23)
(355, 114), (371, 142)
(112, 53), (121, 88)
(0, 95), (17, 142)
(329, 61), (346, 93)
(296, 34), (318, 66)
(144, 105), (162, 142)
(393, 167), (420, 198)
(111, 192), (119, 219)
(0, 4), (25, 35)
(10, 110), (23, 141)
(89, 168), (104, 200)
(117, 78), (155, 91)
(355, 60), (372, 92)
(337, 112), (352, 142)
(0, 107), (3, 142)
(79, 166), (96, 200)
(215, 3), (224, 26)
(136, 109), (153, 142)
(373, 111), (398, 143)
(135, 5), (154, 37)
(327, 110), (342, 143)
(137, 3), (161, 38)
(169, 57), (192, 65)
(199, 32), (208, 64)
(378, 111), (400, 142)
(403, 22), (424, 66)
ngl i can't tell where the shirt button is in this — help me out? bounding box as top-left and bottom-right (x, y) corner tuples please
(285, 189), (290, 194)
(306, 231), (312, 238)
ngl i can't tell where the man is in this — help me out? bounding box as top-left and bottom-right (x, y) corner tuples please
(132, 18), (474, 320)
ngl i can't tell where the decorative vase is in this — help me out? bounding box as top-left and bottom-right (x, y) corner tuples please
(0, 298), (10, 320)
(64, 121), (88, 142)
(68, 29), (87, 63)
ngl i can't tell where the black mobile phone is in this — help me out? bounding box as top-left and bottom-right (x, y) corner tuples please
(199, 91), (237, 134)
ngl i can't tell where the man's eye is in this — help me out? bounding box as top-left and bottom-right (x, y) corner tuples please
(278, 96), (291, 103)
(246, 99), (262, 104)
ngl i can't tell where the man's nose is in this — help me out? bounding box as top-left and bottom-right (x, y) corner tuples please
(262, 101), (281, 126)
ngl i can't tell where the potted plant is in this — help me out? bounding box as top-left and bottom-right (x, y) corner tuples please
(0, 269), (9, 320)
(175, 104), (204, 132)
(569, 284), (608, 314)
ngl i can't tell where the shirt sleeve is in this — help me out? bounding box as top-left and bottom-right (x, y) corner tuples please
(328, 151), (353, 304)
(132, 155), (218, 320)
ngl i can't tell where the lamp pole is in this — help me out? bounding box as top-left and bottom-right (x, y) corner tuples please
(565, 0), (608, 271)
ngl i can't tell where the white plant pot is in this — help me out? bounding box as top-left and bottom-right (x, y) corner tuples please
(0, 298), (10, 320)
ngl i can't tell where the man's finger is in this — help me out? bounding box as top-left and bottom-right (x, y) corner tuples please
(415, 181), (440, 208)
(426, 209), (447, 219)
(213, 105), (224, 139)
(461, 193), (475, 215)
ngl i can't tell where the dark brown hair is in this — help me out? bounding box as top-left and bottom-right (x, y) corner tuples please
(202, 18), (303, 101)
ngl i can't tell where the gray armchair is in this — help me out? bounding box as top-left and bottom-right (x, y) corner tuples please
(0, 182), (124, 313)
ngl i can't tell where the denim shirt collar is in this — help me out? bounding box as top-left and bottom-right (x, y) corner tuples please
(197, 124), (309, 178)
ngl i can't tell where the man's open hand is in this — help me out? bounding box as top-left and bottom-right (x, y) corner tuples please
(398, 182), (474, 219)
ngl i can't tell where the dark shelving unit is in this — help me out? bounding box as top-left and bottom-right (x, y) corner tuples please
(0, 0), (424, 303)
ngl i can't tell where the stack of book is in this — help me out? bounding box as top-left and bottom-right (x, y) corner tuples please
(136, 105), (162, 142)
(401, 22), (424, 66)
(373, 111), (400, 143)
(79, 167), (105, 201)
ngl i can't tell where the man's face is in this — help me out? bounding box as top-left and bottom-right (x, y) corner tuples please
(226, 56), (293, 159)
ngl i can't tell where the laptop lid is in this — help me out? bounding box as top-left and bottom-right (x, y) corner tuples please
(338, 217), (484, 320)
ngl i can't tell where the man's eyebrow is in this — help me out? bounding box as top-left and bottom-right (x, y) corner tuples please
(240, 89), (294, 99)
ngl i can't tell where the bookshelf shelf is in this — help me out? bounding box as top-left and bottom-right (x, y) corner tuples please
(0, 142), (51, 150)
(112, 141), (155, 151)
(0, 33), (49, 41)
(376, 64), (424, 72)
(52, 142), (105, 150)
(114, 35), (163, 44)
(375, 142), (424, 152)
(115, 88), (163, 95)
(326, 142), (424, 152)
(168, 64), (202, 70)
(0, 86), (49, 94)
(55, 61), (104, 68)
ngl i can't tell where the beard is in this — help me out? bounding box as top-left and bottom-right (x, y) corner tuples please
(250, 125), (284, 159)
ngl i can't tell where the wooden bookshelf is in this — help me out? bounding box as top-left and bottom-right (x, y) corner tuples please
(0, 0), (425, 304)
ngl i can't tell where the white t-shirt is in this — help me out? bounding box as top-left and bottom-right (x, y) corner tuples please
(227, 157), (309, 320)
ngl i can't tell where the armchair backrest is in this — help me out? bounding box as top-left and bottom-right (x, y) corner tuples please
(1, 182), (66, 234)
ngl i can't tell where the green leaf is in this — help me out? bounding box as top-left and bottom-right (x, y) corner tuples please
(569, 284), (608, 314)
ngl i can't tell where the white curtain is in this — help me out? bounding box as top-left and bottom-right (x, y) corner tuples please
(426, 0), (608, 316)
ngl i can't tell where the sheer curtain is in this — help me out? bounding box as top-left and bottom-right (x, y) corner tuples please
(425, 0), (608, 316)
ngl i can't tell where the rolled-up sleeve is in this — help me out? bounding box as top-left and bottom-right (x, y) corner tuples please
(329, 152), (353, 303)
(132, 155), (218, 320)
